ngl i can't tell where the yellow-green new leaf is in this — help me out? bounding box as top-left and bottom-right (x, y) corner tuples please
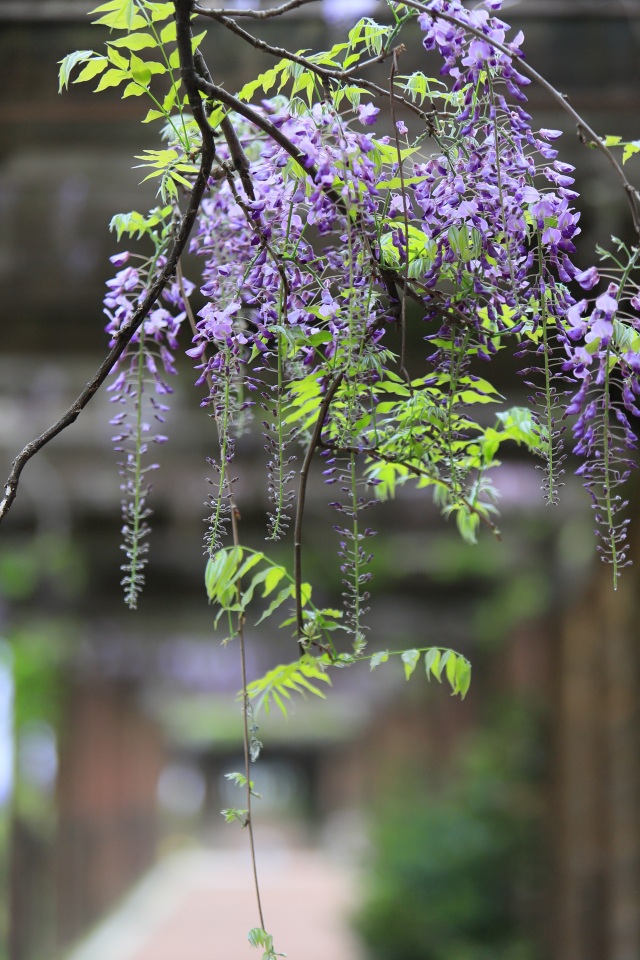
(160, 20), (177, 43)
(401, 648), (420, 680)
(58, 50), (94, 91)
(455, 658), (471, 699)
(107, 46), (129, 69)
(109, 32), (158, 51)
(424, 648), (442, 681)
(144, 2), (175, 22)
(95, 68), (129, 92)
(74, 58), (109, 84)
(91, 0), (145, 30)
(370, 650), (389, 671)
(129, 53), (152, 86)
(445, 651), (458, 690)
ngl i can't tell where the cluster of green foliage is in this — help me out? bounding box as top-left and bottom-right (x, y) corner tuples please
(357, 704), (544, 960)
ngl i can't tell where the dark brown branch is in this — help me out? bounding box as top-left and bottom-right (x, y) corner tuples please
(193, 72), (319, 179)
(220, 116), (256, 200)
(193, 46), (256, 202)
(196, 5), (393, 79)
(0, 0), (216, 525)
(193, 66), (447, 316)
(194, 4), (433, 124)
(224, 173), (290, 296)
(196, 0), (318, 19)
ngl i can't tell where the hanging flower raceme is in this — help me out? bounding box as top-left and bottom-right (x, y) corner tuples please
(104, 251), (191, 607)
(91, 0), (640, 610)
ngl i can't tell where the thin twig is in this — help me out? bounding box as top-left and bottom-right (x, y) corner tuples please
(220, 116), (256, 200)
(232, 500), (267, 932)
(388, 44), (412, 390)
(193, 45), (257, 202)
(177, 259), (216, 395)
(179, 255), (266, 926)
(194, 4), (433, 124)
(317, 437), (502, 540)
(223, 173), (290, 296)
(196, 0), (319, 19)
(197, 6), (394, 79)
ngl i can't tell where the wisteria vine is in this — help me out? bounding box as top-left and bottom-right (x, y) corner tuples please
(2, 2), (640, 953)
(5, 0), (640, 674)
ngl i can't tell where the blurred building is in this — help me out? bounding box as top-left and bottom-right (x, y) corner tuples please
(0, 2), (639, 959)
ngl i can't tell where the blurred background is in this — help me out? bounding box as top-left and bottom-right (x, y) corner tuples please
(0, 1), (639, 959)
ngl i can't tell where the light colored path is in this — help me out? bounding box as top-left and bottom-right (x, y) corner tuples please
(65, 844), (365, 960)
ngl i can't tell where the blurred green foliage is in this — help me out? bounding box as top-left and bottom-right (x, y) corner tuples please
(0, 533), (80, 960)
(356, 703), (544, 960)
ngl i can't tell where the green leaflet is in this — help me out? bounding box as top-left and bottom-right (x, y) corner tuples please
(246, 657), (332, 716)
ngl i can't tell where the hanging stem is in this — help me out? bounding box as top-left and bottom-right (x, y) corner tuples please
(235, 532), (267, 932)
(178, 257), (266, 928)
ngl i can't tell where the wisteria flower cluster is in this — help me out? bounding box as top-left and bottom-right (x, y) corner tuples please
(103, 246), (192, 606)
(54, 0), (638, 613)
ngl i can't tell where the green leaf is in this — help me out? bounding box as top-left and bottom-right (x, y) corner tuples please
(494, 406), (541, 451)
(91, 0), (146, 30)
(247, 657), (331, 715)
(438, 649), (452, 680)
(108, 207), (169, 240)
(455, 658), (471, 699)
(255, 585), (294, 625)
(424, 648), (441, 681)
(221, 807), (248, 825)
(58, 50), (95, 91)
(142, 108), (165, 123)
(370, 650), (389, 671)
(122, 81), (145, 97)
(271, 690), (288, 716)
(94, 68), (129, 92)
(129, 53), (152, 86)
(191, 30), (207, 52)
(108, 32), (158, 51)
(237, 567), (272, 608)
(445, 651), (458, 689)
(145, 1), (175, 22)
(74, 58), (109, 84)
(262, 565), (287, 597)
(107, 46), (129, 69)
(622, 141), (640, 164)
(401, 648), (420, 680)
(160, 20), (177, 43)
(205, 547), (243, 603)
(237, 60), (289, 102)
(248, 928), (268, 948)
(224, 771), (247, 788)
(376, 176), (424, 190)
(232, 552), (265, 584)
(162, 85), (178, 113)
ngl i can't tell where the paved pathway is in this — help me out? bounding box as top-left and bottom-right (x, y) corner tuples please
(65, 842), (365, 960)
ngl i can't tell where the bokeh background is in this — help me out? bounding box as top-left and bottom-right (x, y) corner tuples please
(1, 1), (639, 959)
